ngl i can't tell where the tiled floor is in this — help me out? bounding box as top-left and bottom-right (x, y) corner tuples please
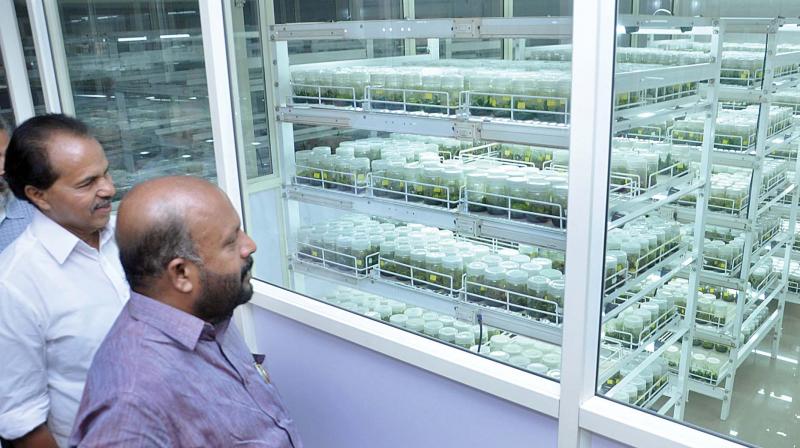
(683, 303), (800, 448)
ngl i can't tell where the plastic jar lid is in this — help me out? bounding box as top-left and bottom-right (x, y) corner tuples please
(423, 320), (444, 335)
(504, 345), (523, 356)
(482, 255), (504, 267)
(422, 312), (440, 322)
(542, 353), (561, 368)
(520, 262), (543, 277)
(455, 331), (475, 346)
(490, 334), (510, 349)
(500, 261), (520, 271)
(406, 318), (425, 332)
(389, 314), (408, 327)
(505, 269), (529, 285)
(483, 266), (507, 281)
(522, 349), (543, 362)
(410, 249), (427, 263)
(466, 261), (489, 275)
(539, 268), (563, 280)
(527, 363), (548, 374)
(488, 350), (510, 362)
(425, 252), (445, 265)
(528, 257), (551, 269)
(404, 307), (424, 318)
(527, 275), (550, 289)
(438, 327), (458, 342)
(623, 315), (644, 331)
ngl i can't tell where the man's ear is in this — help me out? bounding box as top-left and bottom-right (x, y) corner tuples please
(166, 258), (195, 294)
(25, 185), (51, 211)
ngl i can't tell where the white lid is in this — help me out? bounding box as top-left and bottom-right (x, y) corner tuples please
(389, 314), (408, 326)
(424, 319), (444, 330)
(466, 261), (489, 275)
(527, 275), (550, 288)
(455, 331), (475, 345)
(406, 318), (425, 331)
(505, 269), (529, 284)
(527, 363), (548, 374)
(484, 266), (507, 281)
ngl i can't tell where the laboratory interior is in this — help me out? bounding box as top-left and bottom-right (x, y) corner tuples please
(2, 0), (800, 447)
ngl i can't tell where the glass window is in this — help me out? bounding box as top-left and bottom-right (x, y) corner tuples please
(55, 0), (215, 199)
(226, 0), (273, 179)
(14, 0), (46, 116)
(0, 46), (13, 125)
(241, 2), (574, 381)
(274, 0), (403, 24)
(596, 5), (800, 448)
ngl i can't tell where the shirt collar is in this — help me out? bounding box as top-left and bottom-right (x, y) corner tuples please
(127, 291), (230, 351)
(29, 208), (115, 265)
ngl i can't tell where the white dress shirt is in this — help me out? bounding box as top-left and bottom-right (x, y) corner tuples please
(0, 210), (129, 447)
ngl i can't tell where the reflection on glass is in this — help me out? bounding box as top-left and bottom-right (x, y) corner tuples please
(57, 0), (215, 199)
(597, 7), (800, 447)
(14, 0), (46, 115)
(0, 47), (13, 125)
(274, 0), (402, 24)
(227, 0), (272, 178)
(240, 5), (576, 381)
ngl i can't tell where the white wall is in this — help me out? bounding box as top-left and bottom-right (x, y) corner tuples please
(249, 304), (560, 448)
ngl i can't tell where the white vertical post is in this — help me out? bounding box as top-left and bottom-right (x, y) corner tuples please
(27, 0), (62, 113)
(199, 0), (244, 217)
(402, 0), (415, 55)
(42, 0), (74, 115)
(557, 0), (617, 447)
(503, 0), (513, 60)
(673, 19), (722, 421)
(200, 0), (260, 349)
(0, 0), (35, 123)
(262, 0), (294, 287)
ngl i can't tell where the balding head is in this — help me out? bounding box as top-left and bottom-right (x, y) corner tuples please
(117, 176), (226, 289)
(116, 176), (256, 322)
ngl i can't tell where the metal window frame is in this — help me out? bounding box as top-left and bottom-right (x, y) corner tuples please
(0, 0), (35, 123)
(11, 0), (763, 447)
(232, 1), (755, 446)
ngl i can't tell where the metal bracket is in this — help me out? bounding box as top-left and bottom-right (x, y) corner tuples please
(454, 215), (478, 236)
(454, 305), (478, 324)
(453, 18), (481, 38)
(453, 120), (481, 140)
(277, 109), (352, 127)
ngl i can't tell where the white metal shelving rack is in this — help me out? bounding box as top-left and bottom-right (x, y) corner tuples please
(598, 18), (723, 420)
(661, 19), (800, 421)
(268, 17), (575, 354)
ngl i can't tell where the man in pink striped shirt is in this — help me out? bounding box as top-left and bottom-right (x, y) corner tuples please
(69, 176), (301, 447)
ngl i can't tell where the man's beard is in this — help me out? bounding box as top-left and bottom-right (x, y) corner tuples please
(194, 256), (254, 324)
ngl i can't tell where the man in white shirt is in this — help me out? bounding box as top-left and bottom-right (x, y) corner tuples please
(0, 115), (35, 253)
(0, 114), (129, 448)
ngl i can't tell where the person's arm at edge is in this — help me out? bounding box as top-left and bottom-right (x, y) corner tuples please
(10, 424), (57, 448)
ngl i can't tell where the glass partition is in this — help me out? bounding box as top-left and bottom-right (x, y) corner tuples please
(54, 0), (216, 199)
(14, 0), (46, 116)
(594, 6), (800, 447)
(238, 1), (575, 381)
(0, 46), (12, 125)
